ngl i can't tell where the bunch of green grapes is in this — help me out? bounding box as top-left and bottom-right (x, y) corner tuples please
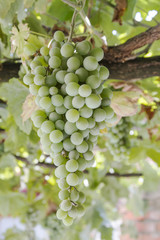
(23, 30), (115, 226)
(106, 117), (132, 161)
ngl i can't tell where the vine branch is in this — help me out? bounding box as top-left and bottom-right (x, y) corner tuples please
(68, 10), (77, 42)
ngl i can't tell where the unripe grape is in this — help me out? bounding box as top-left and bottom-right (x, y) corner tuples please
(34, 66), (46, 76)
(56, 70), (67, 84)
(66, 173), (79, 186)
(56, 105), (67, 114)
(99, 66), (109, 80)
(50, 130), (63, 143)
(64, 95), (73, 109)
(51, 94), (64, 107)
(49, 112), (62, 122)
(60, 200), (72, 211)
(83, 151), (94, 161)
(85, 94), (101, 109)
(58, 190), (70, 200)
(40, 46), (49, 56)
(76, 141), (88, 153)
(90, 47), (104, 61)
(61, 43), (74, 58)
(39, 97), (52, 109)
(24, 43), (37, 56)
(63, 216), (73, 226)
(78, 158), (87, 171)
(56, 209), (67, 220)
(55, 120), (65, 130)
(54, 154), (66, 166)
(66, 159), (79, 172)
(93, 108), (106, 122)
(72, 96), (85, 109)
(77, 205), (85, 217)
(78, 84), (92, 98)
(49, 47), (61, 58)
(41, 120), (55, 133)
(63, 138), (75, 151)
(80, 128), (89, 138)
(66, 109), (79, 123)
(76, 171), (84, 184)
(78, 192), (86, 204)
(80, 105), (93, 118)
(86, 75), (101, 89)
(103, 106), (114, 119)
(75, 67), (88, 83)
(49, 86), (58, 95)
(70, 188), (79, 201)
(101, 88), (113, 99)
(34, 74), (45, 85)
(64, 121), (77, 135)
(76, 40), (91, 55)
(57, 178), (69, 190)
(69, 150), (79, 160)
(71, 132), (83, 145)
(31, 109), (47, 120)
(38, 86), (49, 97)
(68, 206), (78, 218)
(55, 164), (68, 178)
(54, 30), (65, 42)
(83, 56), (98, 71)
(45, 74), (57, 87)
(67, 56), (81, 71)
(76, 117), (88, 130)
(51, 40), (61, 48)
(49, 56), (61, 69)
(29, 84), (40, 96)
(64, 72), (79, 84)
(30, 60), (41, 70)
(88, 118), (95, 128)
(23, 73), (34, 85)
(66, 82), (79, 96)
(33, 116), (46, 128)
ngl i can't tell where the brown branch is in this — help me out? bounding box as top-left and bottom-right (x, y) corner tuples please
(15, 155), (143, 177)
(105, 24), (160, 62)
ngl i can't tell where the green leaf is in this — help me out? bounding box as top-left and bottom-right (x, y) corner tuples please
(0, 78), (32, 134)
(0, 0), (15, 19)
(0, 153), (17, 168)
(147, 149), (160, 166)
(48, 0), (73, 21)
(123, 0), (137, 21)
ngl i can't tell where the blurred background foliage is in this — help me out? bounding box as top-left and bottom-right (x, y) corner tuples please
(0, 0), (160, 239)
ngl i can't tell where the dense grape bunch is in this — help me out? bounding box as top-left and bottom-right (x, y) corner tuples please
(23, 30), (115, 226)
(106, 117), (132, 161)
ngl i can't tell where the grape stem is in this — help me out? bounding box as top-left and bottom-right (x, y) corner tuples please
(30, 31), (52, 39)
(68, 10), (78, 42)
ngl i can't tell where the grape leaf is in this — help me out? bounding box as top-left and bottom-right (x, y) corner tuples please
(0, 0), (15, 19)
(21, 94), (39, 122)
(111, 91), (139, 116)
(0, 153), (17, 168)
(0, 78), (32, 134)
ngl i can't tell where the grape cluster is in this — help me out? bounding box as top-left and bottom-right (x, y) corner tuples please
(23, 31), (114, 226)
(106, 117), (131, 161)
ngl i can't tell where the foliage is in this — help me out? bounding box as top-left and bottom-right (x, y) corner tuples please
(0, 0), (160, 239)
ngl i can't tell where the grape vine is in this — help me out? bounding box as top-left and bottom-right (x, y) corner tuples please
(22, 30), (115, 226)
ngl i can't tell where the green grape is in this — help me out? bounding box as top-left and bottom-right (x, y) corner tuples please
(80, 105), (93, 118)
(85, 94), (101, 109)
(65, 159), (79, 172)
(38, 86), (49, 97)
(68, 206), (78, 218)
(23, 73), (34, 85)
(78, 158), (87, 171)
(63, 138), (75, 151)
(64, 121), (77, 135)
(61, 57), (68, 70)
(70, 132), (83, 145)
(60, 200), (72, 211)
(61, 84), (67, 96)
(101, 88), (113, 99)
(66, 109), (79, 123)
(73, 53), (83, 65)
(106, 113), (118, 124)
(33, 116), (46, 128)
(99, 66), (109, 80)
(83, 56), (98, 71)
(103, 106), (114, 119)
(60, 43), (74, 58)
(49, 56), (61, 69)
(49, 112), (62, 122)
(72, 95), (85, 109)
(50, 130), (63, 143)
(64, 96), (73, 109)
(89, 134), (97, 142)
(34, 66), (46, 76)
(35, 95), (41, 106)
(80, 128), (89, 138)
(34, 74), (45, 85)
(46, 104), (55, 114)
(54, 30), (65, 42)
(49, 86), (58, 95)
(51, 40), (61, 48)
(70, 188), (79, 201)
(24, 43), (37, 56)
(76, 141), (88, 153)
(56, 105), (67, 114)
(37, 128), (43, 137)
(30, 60), (41, 70)
(55, 120), (65, 131)
(88, 118), (95, 128)
(78, 192), (86, 204)
(86, 75), (101, 89)
(102, 98), (111, 106)
(29, 84), (40, 95)
(45, 74), (57, 87)
(40, 46), (49, 56)
(64, 72), (79, 84)
(67, 56), (81, 71)
(75, 67), (89, 83)
(49, 47), (61, 58)
(55, 164), (68, 178)
(57, 178), (69, 190)
(76, 40), (91, 55)
(66, 173), (79, 186)
(83, 151), (93, 161)
(66, 82), (79, 96)
(94, 85), (103, 95)
(77, 205), (85, 217)
(51, 94), (64, 107)
(31, 109), (47, 121)
(93, 108), (106, 122)
(56, 209), (67, 220)
(56, 70), (67, 84)
(54, 154), (65, 166)
(76, 117), (88, 130)
(63, 216), (73, 226)
(78, 84), (92, 97)
(69, 150), (79, 160)
(98, 121), (106, 129)
(76, 171), (84, 184)
(90, 47), (104, 61)
(58, 190), (70, 200)
(90, 125), (99, 136)
(41, 120), (55, 134)
(39, 96), (52, 109)
(40, 134), (51, 147)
